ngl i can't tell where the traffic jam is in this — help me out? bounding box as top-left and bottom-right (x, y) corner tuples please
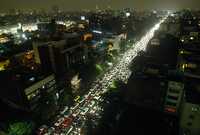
(37, 17), (166, 135)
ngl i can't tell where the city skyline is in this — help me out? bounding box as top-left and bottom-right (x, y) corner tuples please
(1, 0), (200, 12)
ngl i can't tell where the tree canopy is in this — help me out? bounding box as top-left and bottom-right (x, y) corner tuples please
(8, 122), (34, 135)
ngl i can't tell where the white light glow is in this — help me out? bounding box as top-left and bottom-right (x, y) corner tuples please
(93, 30), (102, 34)
(126, 12), (131, 17)
(22, 34), (27, 40)
(81, 16), (86, 20)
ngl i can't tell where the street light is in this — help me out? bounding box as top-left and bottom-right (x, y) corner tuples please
(126, 12), (131, 17)
(190, 37), (194, 40)
(56, 93), (59, 99)
(153, 10), (157, 14)
(22, 34), (27, 40)
(181, 39), (184, 42)
(81, 16), (86, 20)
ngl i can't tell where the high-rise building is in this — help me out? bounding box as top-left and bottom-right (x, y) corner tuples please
(37, 33), (88, 83)
(0, 72), (58, 112)
(146, 34), (178, 69)
(180, 79), (200, 135)
(24, 74), (59, 111)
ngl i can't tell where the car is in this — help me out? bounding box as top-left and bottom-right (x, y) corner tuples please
(86, 95), (92, 101)
(94, 95), (100, 100)
(72, 109), (81, 117)
(54, 117), (64, 127)
(80, 107), (89, 115)
(37, 125), (48, 135)
(60, 106), (69, 115)
(88, 100), (95, 107)
(99, 97), (104, 102)
(89, 109), (96, 114)
(61, 117), (73, 128)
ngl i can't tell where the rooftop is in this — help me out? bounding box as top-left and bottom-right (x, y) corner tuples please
(124, 74), (167, 111)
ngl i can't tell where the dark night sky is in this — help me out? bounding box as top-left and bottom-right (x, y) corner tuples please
(0, 0), (200, 11)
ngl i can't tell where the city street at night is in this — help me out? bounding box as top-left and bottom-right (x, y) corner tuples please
(1, 1), (200, 135)
(40, 17), (167, 135)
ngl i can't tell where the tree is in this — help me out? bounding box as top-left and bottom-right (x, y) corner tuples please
(95, 64), (103, 75)
(8, 122), (34, 135)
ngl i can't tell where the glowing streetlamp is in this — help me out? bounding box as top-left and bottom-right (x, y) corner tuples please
(125, 12), (130, 17)
(81, 16), (86, 20)
(181, 39), (184, 42)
